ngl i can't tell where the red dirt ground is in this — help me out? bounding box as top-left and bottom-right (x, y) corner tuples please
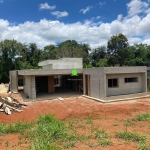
(0, 93), (150, 150)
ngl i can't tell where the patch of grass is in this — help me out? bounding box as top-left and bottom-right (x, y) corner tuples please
(99, 139), (112, 147)
(94, 128), (108, 139)
(0, 124), (6, 135)
(139, 144), (150, 150)
(67, 120), (76, 131)
(29, 115), (67, 141)
(88, 143), (97, 148)
(30, 139), (62, 150)
(86, 116), (93, 124)
(80, 134), (92, 140)
(64, 141), (75, 149)
(112, 123), (119, 126)
(0, 122), (33, 135)
(28, 115), (81, 149)
(124, 119), (134, 127)
(116, 131), (147, 143)
(5, 122), (33, 134)
(133, 113), (150, 121)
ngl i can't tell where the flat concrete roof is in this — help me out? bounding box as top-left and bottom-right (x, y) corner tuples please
(18, 69), (83, 76)
(84, 66), (147, 74)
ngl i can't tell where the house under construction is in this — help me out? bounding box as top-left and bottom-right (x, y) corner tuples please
(9, 58), (147, 102)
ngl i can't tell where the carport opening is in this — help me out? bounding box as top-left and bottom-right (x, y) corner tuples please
(36, 76), (48, 92)
(35, 74), (83, 98)
(55, 75), (83, 93)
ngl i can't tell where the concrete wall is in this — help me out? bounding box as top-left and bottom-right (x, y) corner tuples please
(106, 73), (144, 97)
(43, 64), (52, 70)
(83, 68), (106, 99)
(83, 67), (147, 101)
(24, 76), (36, 99)
(38, 58), (83, 69)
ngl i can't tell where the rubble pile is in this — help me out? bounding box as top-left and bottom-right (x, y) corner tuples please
(0, 96), (27, 115)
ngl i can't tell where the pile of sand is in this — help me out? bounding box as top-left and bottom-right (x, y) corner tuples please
(0, 84), (8, 93)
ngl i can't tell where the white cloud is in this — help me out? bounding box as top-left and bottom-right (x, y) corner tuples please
(99, 2), (106, 6)
(39, 3), (56, 10)
(80, 6), (93, 14)
(51, 11), (68, 18)
(96, 16), (101, 19)
(127, 0), (149, 16)
(0, 0), (150, 49)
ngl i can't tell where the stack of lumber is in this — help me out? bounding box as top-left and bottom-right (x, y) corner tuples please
(0, 96), (27, 115)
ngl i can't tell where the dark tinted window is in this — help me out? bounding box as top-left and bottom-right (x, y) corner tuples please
(125, 77), (138, 83)
(108, 79), (118, 87)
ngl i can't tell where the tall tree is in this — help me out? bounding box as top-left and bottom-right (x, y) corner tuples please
(0, 39), (23, 82)
(91, 46), (107, 67)
(107, 33), (129, 66)
(42, 45), (58, 60)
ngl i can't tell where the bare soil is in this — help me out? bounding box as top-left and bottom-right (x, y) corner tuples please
(0, 93), (150, 150)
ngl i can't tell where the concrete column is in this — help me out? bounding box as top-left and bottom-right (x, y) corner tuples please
(31, 76), (36, 99)
(48, 76), (54, 93)
(83, 74), (85, 95)
(9, 71), (18, 93)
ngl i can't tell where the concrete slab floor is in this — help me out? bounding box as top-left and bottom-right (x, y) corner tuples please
(20, 91), (83, 102)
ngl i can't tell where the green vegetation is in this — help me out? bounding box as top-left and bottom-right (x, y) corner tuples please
(0, 122), (32, 135)
(0, 115), (78, 149)
(133, 113), (150, 121)
(98, 139), (113, 147)
(1, 33), (150, 83)
(2, 112), (150, 149)
(116, 131), (147, 143)
(94, 128), (108, 139)
(139, 144), (150, 150)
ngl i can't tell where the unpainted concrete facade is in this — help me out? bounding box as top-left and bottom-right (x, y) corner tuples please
(11, 58), (83, 99)
(83, 67), (147, 101)
(38, 58), (83, 70)
(9, 58), (147, 102)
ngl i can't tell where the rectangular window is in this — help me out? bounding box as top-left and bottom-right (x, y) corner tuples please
(108, 79), (118, 88)
(125, 77), (138, 83)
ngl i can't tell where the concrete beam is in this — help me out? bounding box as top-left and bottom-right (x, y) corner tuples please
(18, 69), (83, 76)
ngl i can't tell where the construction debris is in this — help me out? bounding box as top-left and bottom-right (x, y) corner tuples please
(57, 97), (64, 101)
(0, 96), (27, 115)
(0, 83), (8, 93)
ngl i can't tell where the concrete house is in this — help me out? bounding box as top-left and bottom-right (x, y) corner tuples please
(9, 58), (147, 102)
(83, 67), (147, 101)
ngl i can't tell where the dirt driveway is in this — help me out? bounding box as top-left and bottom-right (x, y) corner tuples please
(0, 93), (149, 124)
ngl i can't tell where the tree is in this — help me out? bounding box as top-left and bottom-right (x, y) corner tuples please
(80, 43), (91, 67)
(107, 33), (129, 66)
(0, 39), (24, 82)
(57, 40), (91, 67)
(42, 45), (58, 60)
(91, 46), (107, 67)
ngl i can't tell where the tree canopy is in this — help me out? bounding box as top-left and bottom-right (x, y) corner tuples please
(0, 33), (150, 82)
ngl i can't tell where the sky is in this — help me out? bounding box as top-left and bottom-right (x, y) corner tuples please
(0, 0), (150, 49)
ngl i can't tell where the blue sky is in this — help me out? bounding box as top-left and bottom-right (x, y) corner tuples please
(0, 0), (150, 48)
